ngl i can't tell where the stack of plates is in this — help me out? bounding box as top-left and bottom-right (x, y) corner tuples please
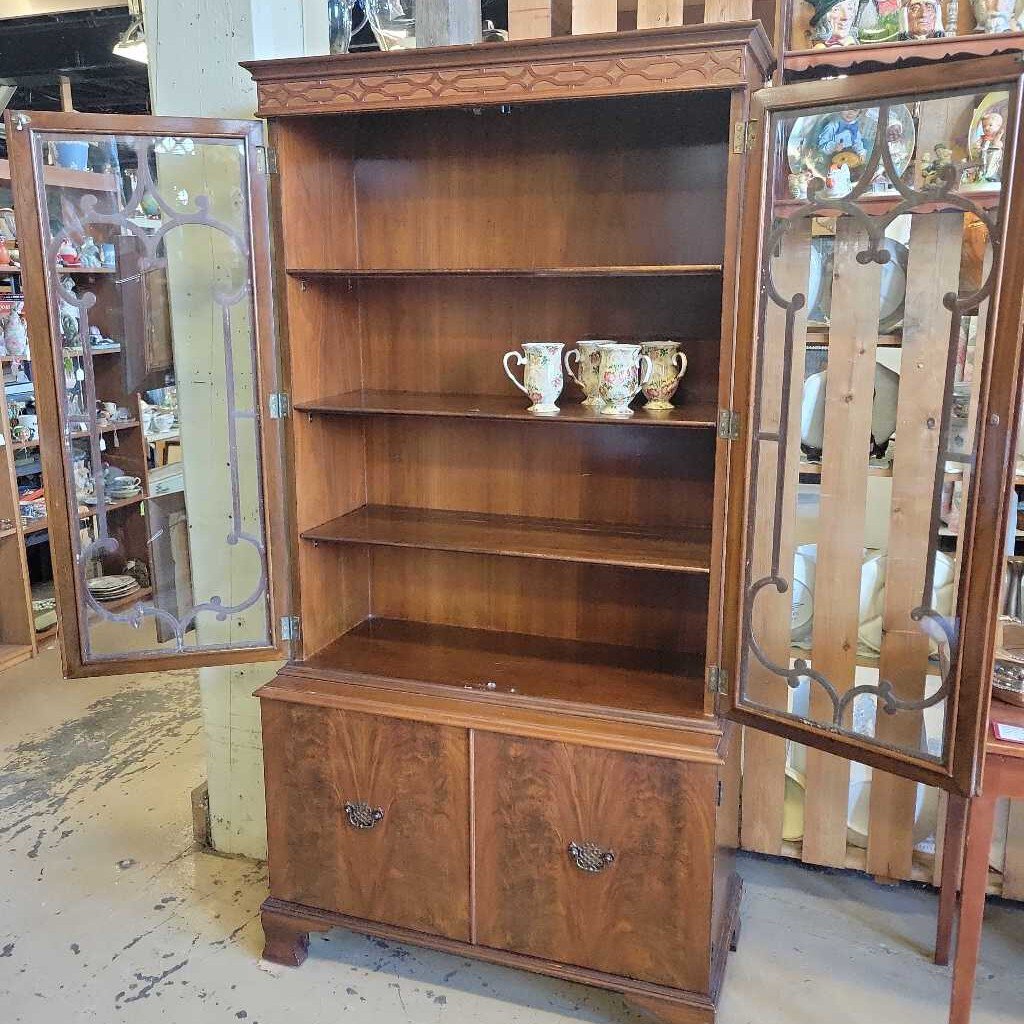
(87, 575), (141, 603)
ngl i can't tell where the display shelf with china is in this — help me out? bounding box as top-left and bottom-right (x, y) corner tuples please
(9, 29), (1024, 1024)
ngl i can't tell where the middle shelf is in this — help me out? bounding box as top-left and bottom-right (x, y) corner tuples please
(302, 504), (712, 574)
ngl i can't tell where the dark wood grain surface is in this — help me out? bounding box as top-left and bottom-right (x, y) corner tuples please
(474, 733), (716, 991)
(262, 702), (471, 940)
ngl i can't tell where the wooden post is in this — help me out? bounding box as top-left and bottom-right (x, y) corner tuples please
(636, 0), (685, 27)
(58, 75), (75, 113)
(703, 0), (753, 21)
(508, 0), (554, 37)
(572, 0), (618, 33)
(417, 0), (483, 46)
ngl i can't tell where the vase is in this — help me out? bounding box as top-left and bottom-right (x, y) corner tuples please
(598, 344), (652, 417)
(365, 0), (415, 50)
(564, 340), (606, 407)
(504, 342), (564, 414)
(640, 341), (687, 411)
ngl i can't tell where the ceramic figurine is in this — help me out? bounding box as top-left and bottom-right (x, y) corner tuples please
(922, 143), (956, 187)
(564, 340), (606, 407)
(3, 303), (28, 359)
(0, 239), (11, 267)
(808, 0), (859, 46)
(57, 238), (81, 267)
(823, 157), (854, 197)
(972, 0), (1023, 31)
(79, 236), (102, 268)
(640, 342), (687, 411)
(788, 170), (813, 200)
(597, 344), (653, 417)
(898, 0), (945, 36)
(503, 342), (564, 414)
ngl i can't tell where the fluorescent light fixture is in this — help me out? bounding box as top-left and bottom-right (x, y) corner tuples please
(113, 14), (147, 64)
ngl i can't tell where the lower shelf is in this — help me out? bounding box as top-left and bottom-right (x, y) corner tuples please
(0, 643), (33, 673)
(302, 618), (705, 720)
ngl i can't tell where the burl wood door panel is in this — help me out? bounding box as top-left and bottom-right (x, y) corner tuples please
(474, 733), (716, 991)
(262, 701), (470, 941)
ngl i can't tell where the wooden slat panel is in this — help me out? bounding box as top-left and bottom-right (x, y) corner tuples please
(803, 221), (881, 868)
(739, 221), (811, 854)
(703, 0), (753, 21)
(1003, 800), (1024, 899)
(866, 212), (965, 880)
(508, 0), (553, 38)
(572, 0), (618, 33)
(636, 0), (685, 27)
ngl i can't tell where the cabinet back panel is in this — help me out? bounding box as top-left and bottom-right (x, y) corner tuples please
(357, 276), (721, 398)
(370, 547), (709, 653)
(366, 417), (716, 529)
(350, 93), (730, 269)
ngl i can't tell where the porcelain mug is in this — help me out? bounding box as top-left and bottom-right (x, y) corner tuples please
(564, 340), (606, 407)
(598, 344), (653, 417)
(640, 341), (687, 411)
(503, 342), (564, 414)
(110, 475), (141, 492)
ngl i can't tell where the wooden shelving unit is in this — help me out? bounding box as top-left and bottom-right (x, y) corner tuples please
(287, 264), (724, 278)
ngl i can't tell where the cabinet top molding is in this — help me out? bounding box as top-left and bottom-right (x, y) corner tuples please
(243, 24), (775, 118)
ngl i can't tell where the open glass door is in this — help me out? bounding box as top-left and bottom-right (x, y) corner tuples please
(725, 57), (1024, 796)
(5, 112), (287, 677)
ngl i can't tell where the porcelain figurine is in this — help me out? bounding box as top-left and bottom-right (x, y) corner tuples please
(823, 157), (854, 197)
(503, 342), (564, 414)
(922, 143), (956, 187)
(640, 341), (687, 411)
(809, 0), (859, 46)
(972, 0), (1023, 31)
(3, 303), (28, 359)
(788, 170), (813, 200)
(598, 343), (653, 417)
(898, 0), (945, 36)
(564, 340), (606, 407)
(79, 236), (102, 268)
(975, 107), (1006, 183)
(57, 238), (81, 267)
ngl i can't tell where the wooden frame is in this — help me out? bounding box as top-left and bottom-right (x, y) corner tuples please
(725, 55), (1024, 798)
(5, 110), (290, 677)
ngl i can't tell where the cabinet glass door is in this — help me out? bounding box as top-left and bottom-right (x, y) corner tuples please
(5, 113), (287, 676)
(726, 58), (1024, 795)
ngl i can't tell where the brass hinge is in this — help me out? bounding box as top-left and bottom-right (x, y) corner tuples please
(707, 664), (728, 696)
(268, 391), (289, 419)
(12, 113), (31, 131)
(732, 119), (757, 154)
(280, 615), (301, 644)
(718, 408), (740, 441)
(256, 145), (278, 175)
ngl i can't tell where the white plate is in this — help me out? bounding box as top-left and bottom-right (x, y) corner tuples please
(800, 362), (901, 453)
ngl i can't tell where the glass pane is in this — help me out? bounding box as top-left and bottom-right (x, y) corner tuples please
(32, 131), (272, 661)
(740, 87), (1014, 765)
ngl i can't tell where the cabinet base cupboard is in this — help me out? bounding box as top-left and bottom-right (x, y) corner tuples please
(9, 25), (1024, 1024)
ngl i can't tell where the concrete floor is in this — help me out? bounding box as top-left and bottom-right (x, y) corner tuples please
(0, 646), (1021, 1024)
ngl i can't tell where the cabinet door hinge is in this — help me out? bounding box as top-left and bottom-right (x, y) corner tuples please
(732, 119), (757, 154)
(717, 408), (740, 441)
(280, 615), (301, 646)
(268, 391), (289, 419)
(255, 145), (278, 175)
(717, 780), (724, 806)
(707, 664), (728, 696)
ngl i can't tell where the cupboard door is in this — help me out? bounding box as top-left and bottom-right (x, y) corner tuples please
(5, 111), (287, 676)
(262, 701), (471, 942)
(725, 58), (1024, 795)
(474, 733), (716, 991)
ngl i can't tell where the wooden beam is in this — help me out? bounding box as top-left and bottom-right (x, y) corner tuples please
(636, 0), (685, 27)
(508, 0), (554, 37)
(417, 0), (482, 46)
(572, 0), (618, 34)
(703, 0), (753, 21)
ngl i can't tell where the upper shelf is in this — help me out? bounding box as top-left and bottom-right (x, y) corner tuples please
(302, 504), (712, 574)
(294, 389), (719, 428)
(774, 188), (1000, 219)
(287, 265), (723, 279)
(0, 158), (117, 193)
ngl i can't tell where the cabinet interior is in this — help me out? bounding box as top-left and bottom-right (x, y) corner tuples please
(275, 91), (732, 722)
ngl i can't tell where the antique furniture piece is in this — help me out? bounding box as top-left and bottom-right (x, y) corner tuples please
(9, 28), (1024, 1024)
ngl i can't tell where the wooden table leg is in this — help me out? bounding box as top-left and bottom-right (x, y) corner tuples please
(935, 794), (969, 966)
(949, 794), (997, 1024)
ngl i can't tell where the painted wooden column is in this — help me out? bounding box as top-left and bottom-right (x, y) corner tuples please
(144, 0), (328, 858)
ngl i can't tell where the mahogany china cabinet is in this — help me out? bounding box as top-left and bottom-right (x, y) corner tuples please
(7, 25), (1024, 1024)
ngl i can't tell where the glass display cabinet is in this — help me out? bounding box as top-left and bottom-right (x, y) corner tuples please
(6, 27), (1024, 1024)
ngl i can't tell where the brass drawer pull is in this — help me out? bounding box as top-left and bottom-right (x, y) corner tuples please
(568, 840), (615, 873)
(344, 800), (384, 829)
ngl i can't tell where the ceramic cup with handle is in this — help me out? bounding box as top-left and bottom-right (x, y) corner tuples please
(563, 340), (606, 407)
(640, 340), (687, 411)
(503, 342), (564, 414)
(598, 343), (652, 417)
(110, 475), (141, 495)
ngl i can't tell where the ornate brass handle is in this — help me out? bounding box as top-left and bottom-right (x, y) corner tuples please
(344, 800), (384, 829)
(568, 840), (615, 873)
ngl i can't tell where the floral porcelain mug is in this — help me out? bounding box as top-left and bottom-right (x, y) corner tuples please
(598, 343), (653, 417)
(563, 340), (606, 407)
(640, 341), (687, 411)
(503, 342), (564, 414)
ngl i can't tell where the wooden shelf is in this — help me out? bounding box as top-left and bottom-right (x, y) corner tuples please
(0, 643), (33, 673)
(806, 327), (902, 347)
(302, 505), (712, 574)
(22, 493), (146, 535)
(0, 527), (18, 541)
(286, 265), (723, 279)
(14, 419), (140, 452)
(784, 31), (1024, 76)
(800, 461), (893, 479)
(0, 158), (118, 192)
(774, 188), (1001, 219)
(302, 618), (706, 721)
(295, 390), (719, 428)
(92, 585), (152, 614)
